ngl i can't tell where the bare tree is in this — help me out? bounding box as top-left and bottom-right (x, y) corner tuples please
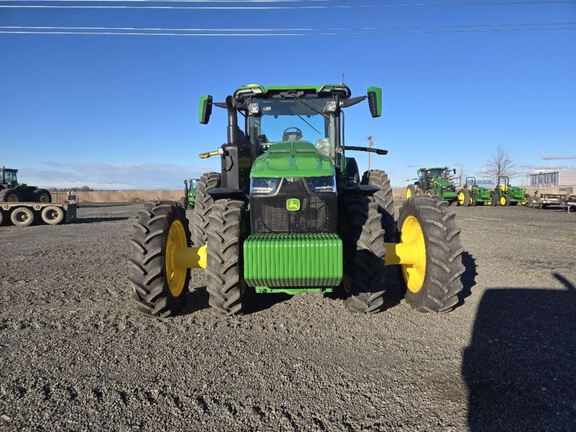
(485, 146), (514, 183)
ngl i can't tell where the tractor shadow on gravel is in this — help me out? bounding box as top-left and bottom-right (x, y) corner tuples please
(176, 288), (292, 316)
(462, 272), (576, 432)
(457, 251), (477, 308)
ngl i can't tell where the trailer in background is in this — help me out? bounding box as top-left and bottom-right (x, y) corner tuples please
(0, 201), (77, 227)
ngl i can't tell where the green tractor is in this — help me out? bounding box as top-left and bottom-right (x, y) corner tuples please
(128, 84), (465, 317)
(0, 166), (52, 203)
(179, 178), (199, 209)
(457, 177), (492, 207)
(406, 167), (458, 205)
(490, 175), (527, 207)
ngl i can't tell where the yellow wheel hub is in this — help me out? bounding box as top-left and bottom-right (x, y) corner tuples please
(384, 216), (427, 293)
(500, 196), (507, 206)
(406, 187), (412, 199)
(165, 220), (188, 297)
(458, 191), (465, 205)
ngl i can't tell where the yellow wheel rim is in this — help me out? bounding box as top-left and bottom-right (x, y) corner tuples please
(165, 219), (187, 297)
(400, 215), (427, 293)
(7, 194), (18, 202)
(458, 191), (465, 205)
(406, 187), (412, 199)
(500, 196), (506, 206)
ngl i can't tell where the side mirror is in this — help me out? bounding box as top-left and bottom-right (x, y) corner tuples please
(367, 86), (382, 118)
(198, 95), (213, 124)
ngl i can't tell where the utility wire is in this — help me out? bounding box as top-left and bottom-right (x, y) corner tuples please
(1, 0), (574, 10)
(1, 23), (574, 36)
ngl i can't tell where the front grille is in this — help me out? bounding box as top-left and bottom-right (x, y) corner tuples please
(250, 178), (337, 233)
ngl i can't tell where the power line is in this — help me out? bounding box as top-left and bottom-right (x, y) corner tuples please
(1, 22), (574, 36)
(0, 0), (574, 10)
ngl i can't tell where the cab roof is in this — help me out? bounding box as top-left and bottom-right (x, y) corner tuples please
(234, 83), (352, 100)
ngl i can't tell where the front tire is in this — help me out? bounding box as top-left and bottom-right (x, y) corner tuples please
(206, 199), (247, 316)
(191, 172), (221, 246)
(128, 202), (190, 317)
(398, 196), (465, 313)
(33, 189), (52, 203)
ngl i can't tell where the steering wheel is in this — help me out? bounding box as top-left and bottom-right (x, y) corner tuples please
(282, 127), (303, 141)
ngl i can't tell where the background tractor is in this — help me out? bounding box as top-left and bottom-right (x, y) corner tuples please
(129, 84), (465, 317)
(0, 167), (52, 203)
(406, 167), (458, 205)
(457, 177), (492, 207)
(490, 175), (527, 206)
(179, 178), (198, 209)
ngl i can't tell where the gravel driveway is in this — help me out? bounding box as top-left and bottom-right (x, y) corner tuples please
(1, 203), (575, 431)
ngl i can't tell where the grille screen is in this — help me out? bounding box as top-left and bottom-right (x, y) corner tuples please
(250, 179), (337, 233)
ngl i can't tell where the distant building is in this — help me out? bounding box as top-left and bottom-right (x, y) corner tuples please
(529, 169), (576, 188)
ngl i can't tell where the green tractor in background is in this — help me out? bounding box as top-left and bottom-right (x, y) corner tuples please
(0, 166), (52, 203)
(179, 178), (199, 209)
(406, 167), (458, 205)
(490, 175), (527, 207)
(457, 177), (492, 207)
(129, 84), (465, 317)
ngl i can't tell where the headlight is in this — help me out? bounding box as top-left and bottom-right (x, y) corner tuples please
(307, 176), (336, 193)
(250, 177), (281, 195)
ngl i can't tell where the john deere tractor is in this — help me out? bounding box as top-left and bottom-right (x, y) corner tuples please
(179, 178), (199, 209)
(406, 167), (458, 205)
(128, 84), (465, 317)
(457, 177), (492, 207)
(0, 167), (51, 203)
(490, 175), (527, 207)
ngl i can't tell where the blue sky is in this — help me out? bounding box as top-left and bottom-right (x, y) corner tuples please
(1, 0), (575, 189)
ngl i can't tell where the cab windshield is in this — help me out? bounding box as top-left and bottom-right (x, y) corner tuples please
(247, 97), (339, 159)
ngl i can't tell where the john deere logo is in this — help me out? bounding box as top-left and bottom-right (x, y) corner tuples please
(286, 198), (300, 212)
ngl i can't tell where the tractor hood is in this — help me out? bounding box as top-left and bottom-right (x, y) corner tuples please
(251, 141), (335, 178)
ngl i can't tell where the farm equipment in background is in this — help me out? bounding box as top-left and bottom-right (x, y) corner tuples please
(128, 83), (465, 317)
(406, 167), (458, 205)
(490, 175), (527, 207)
(0, 201), (77, 227)
(457, 177), (492, 207)
(0, 167), (52, 203)
(179, 178), (199, 209)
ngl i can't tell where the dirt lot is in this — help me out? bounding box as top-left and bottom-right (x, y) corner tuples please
(1, 203), (575, 431)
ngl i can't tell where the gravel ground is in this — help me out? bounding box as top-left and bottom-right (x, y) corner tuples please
(1, 203), (575, 431)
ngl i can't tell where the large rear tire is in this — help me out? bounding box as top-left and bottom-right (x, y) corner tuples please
(362, 169), (397, 239)
(128, 202), (190, 317)
(340, 196), (388, 314)
(406, 184), (417, 199)
(0, 189), (20, 203)
(398, 196), (465, 313)
(457, 189), (471, 207)
(206, 199), (247, 316)
(191, 172), (221, 246)
(10, 206), (35, 227)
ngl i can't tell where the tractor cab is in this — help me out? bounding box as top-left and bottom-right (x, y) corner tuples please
(498, 175), (510, 192)
(198, 84), (384, 197)
(1, 167), (18, 188)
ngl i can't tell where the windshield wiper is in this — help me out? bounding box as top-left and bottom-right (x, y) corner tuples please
(296, 114), (322, 135)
